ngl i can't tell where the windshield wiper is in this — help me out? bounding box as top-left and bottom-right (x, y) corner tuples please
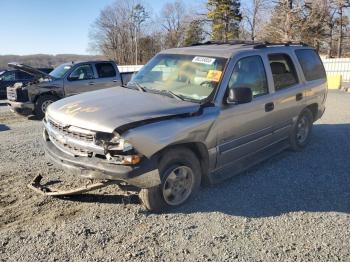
(160, 90), (184, 101)
(127, 82), (147, 92)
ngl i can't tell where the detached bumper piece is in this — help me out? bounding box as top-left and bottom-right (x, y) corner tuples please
(27, 174), (117, 196)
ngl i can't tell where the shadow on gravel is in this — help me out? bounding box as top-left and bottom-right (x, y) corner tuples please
(0, 124), (10, 132)
(27, 115), (42, 121)
(176, 124), (350, 217)
(62, 193), (141, 205)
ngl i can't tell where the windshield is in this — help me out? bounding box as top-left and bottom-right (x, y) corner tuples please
(130, 54), (227, 102)
(49, 64), (72, 79)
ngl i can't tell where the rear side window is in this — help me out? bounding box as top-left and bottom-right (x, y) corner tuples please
(268, 54), (298, 90)
(95, 63), (116, 78)
(228, 55), (268, 97)
(295, 49), (326, 81)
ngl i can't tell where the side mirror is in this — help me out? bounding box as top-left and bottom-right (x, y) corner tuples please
(226, 87), (253, 104)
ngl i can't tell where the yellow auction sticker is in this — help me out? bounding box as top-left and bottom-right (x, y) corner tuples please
(207, 70), (222, 82)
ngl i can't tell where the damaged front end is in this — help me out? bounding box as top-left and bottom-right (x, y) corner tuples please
(29, 116), (162, 196)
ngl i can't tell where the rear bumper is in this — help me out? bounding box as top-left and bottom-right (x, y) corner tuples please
(7, 100), (34, 115)
(43, 138), (161, 189)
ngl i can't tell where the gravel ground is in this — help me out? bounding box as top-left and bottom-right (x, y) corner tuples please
(0, 92), (349, 261)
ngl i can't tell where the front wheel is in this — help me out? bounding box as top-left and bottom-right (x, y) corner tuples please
(289, 108), (313, 151)
(34, 94), (58, 119)
(139, 148), (201, 212)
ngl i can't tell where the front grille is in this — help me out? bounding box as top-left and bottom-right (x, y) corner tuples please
(51, 135), (92, 157)
(6, 87), (29, 102)
(49, 119), (95, 142)
(6, 87), (17, 101)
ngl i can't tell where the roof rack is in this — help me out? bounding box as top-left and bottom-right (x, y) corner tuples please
(253, 41), (309, 49)
(190, 40), (258, 47)
(190, 40), (309, 49)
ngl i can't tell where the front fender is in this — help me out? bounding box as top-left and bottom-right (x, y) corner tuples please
(123, 107), (219, 158)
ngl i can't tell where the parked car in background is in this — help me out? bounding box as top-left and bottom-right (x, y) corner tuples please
(7, 61), (136, 118)
(0, 67), (52, 99)
(33, 41), (327, 212)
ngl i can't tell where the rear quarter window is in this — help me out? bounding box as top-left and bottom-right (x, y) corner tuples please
(95, 63), (116, 78)
(295, 49), (326, 81)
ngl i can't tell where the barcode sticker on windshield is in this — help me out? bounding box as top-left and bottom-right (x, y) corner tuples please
(192, 56), (216, 65)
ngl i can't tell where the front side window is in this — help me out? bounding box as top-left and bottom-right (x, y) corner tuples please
(228, 56), (268, 97)
(268, 54), (298, 90)
(95, 63), (116, 78)
(131, 54), (227, 102)
(1, 71), (15, 81)
(69, 65), (94, 81)
(295, 49), (326, 81)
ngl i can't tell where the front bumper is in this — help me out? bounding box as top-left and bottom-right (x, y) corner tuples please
(7, 100), (34, 115)
(43, 138), (161, 189)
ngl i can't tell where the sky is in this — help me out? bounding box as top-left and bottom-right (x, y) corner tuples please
(0, 0), (204, 56)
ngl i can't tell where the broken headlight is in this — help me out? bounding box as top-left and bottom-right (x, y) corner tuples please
(96, 133), (141, 165)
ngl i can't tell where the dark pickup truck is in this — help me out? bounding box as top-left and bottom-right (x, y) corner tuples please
(7, 61), (136, 118)
(0, 67), (52, 99)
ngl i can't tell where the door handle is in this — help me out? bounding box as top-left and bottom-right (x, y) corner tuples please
(113, 80), (118, 82)
(265, 102), (274, 112)
(88, 81), (95, 85)
(296, 93), (303, 101)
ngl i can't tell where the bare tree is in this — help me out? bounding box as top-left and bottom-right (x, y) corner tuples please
(161, 0), (187, 48)
(242, 0), (271, 41)
(89, 0), (151, 64)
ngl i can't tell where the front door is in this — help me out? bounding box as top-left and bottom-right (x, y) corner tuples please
(216, 55), (276, 167)
(63, 64), (97, 96)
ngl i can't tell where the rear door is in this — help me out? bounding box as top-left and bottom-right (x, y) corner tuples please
(63, 63), (97, 96)
(93, 62), (122, 88)
(264, 51), (306, 141)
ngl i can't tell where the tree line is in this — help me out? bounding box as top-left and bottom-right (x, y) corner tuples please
(89, 0), (350, 65)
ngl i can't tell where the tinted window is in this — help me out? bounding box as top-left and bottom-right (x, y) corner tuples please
(16, 71), (34, 80)
(295, 49), (326, 81)
(1, 71), (15, 81)
(268, 54), (298, 90)
(95, 63), (116, 78)
(69, 65), (94, 81)
(228, 56), (268, 97)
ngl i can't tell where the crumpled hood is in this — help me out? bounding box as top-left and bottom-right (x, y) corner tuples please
(46, 87), (200, 133)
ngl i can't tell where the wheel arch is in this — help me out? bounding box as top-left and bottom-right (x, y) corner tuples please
(34, 91), (61, 104)
(154, 142), (210, 184)
(306, 103), (318, 122)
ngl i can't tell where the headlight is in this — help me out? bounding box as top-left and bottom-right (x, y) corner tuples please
(108, 135), (133, 152)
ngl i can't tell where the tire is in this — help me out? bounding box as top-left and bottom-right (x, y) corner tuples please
(34, 94), (58, 119)
(139, 147), (202, 212)
(289, 108), (313, 151)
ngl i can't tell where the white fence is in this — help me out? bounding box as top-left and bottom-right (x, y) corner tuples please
(117, 65), (143, 73)
(321, 58), (350, 82)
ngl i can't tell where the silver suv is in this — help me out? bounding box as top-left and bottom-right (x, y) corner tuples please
(32, 41), (327, 212)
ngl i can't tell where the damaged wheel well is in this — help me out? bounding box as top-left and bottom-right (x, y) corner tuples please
(155, 142), (210, 184)
(34, 91), (60, 104)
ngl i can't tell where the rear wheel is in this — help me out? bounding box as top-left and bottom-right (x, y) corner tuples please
(139, 148), (201, 212)
(290, 108), (313, 151)
(34, 94), (58, 119)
